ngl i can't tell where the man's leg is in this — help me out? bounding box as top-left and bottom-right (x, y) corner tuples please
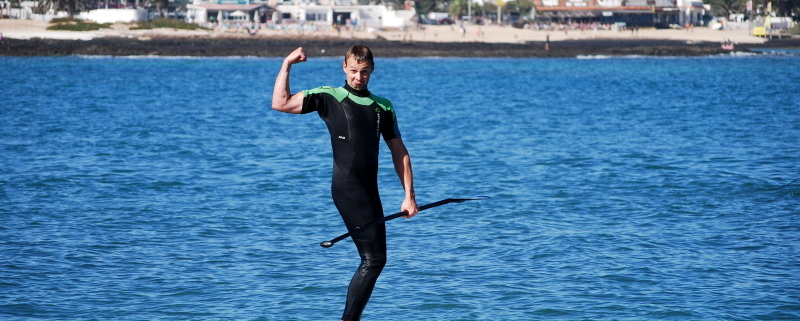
(332, 183), (386, 321)
(341, 224), (386, 321)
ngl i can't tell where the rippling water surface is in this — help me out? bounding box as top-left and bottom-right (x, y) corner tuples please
(2, 55), (799, 320)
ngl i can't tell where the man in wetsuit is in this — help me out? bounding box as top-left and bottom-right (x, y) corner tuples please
(271, 45), (419, 321)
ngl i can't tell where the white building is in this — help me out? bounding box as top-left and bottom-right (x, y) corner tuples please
(3, 0), (415, 29)
(187, 0), (416, 29)
(186, 2), (271, 24)
(273, 3), (414, 29)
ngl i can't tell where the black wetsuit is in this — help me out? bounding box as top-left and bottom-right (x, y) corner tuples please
(301, 83), (401, 321)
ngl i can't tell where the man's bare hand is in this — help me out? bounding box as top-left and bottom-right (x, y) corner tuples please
(284, 47), (307, 66)
(401, 197), (419, 218)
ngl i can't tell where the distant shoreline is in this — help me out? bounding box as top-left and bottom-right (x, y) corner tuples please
(1, 18), (797, 58)
(2, 36), (799, 58)
(0, 19), (800, 58)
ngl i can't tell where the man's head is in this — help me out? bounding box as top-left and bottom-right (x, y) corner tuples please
(343, 45), (374, 91)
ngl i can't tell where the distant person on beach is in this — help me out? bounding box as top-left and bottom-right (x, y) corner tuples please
(545, 34), (550, 51)
(271, 45), (419, 321)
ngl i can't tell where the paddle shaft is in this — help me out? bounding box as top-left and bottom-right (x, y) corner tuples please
(320, 197), (488, 248)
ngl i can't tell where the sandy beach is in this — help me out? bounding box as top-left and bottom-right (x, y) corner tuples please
(1, 18), (796, 57)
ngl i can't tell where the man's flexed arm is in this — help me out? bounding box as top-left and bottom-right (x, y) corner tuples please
(272, 47), (307, 114)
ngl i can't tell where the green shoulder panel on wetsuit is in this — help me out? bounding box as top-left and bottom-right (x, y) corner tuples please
(303, 86), (349, 102)
(304, 86), (395, 117)
(370, 95), (394, 114)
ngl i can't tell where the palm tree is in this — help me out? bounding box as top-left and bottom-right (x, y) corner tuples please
(154, 0), (168, 17)
(708, 0), (744, 17)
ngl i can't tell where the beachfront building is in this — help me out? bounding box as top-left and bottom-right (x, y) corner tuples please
(4, 1), (64, 20)
(186, 0), (271, 25)
(534, 0), (708, 28)
(273, 2), (415, 31)
(186, 0), (415, 30)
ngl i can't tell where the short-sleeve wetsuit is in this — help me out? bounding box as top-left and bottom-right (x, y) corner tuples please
(301, 83), (401, 321)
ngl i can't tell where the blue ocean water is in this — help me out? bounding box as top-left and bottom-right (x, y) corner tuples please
(1, 55), (799, 320)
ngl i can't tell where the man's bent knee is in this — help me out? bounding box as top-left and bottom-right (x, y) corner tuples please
(358, 256), (386, 277)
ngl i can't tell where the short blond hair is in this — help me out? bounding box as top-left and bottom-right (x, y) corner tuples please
(345, 44), (374, 69)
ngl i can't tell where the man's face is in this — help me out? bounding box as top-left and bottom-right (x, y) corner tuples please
(343, 57), (373, 91)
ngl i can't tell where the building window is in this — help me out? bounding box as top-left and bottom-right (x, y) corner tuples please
(306, 13), (325, 21)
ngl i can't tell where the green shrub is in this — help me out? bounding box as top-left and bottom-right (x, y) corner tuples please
(787, 24), (800, 35)
(50, 17), (79, 24)
(47, 18), (111, 31)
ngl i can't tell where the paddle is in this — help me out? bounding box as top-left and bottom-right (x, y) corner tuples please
(320, 196), (490, 248)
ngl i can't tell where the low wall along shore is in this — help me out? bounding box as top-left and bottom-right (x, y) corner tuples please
(80, 9), (149, 24)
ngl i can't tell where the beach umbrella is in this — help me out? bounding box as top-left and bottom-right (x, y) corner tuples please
(231, 10), (246, 19)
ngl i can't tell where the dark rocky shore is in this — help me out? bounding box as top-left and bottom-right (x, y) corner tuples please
(1, 36), (798, 58)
